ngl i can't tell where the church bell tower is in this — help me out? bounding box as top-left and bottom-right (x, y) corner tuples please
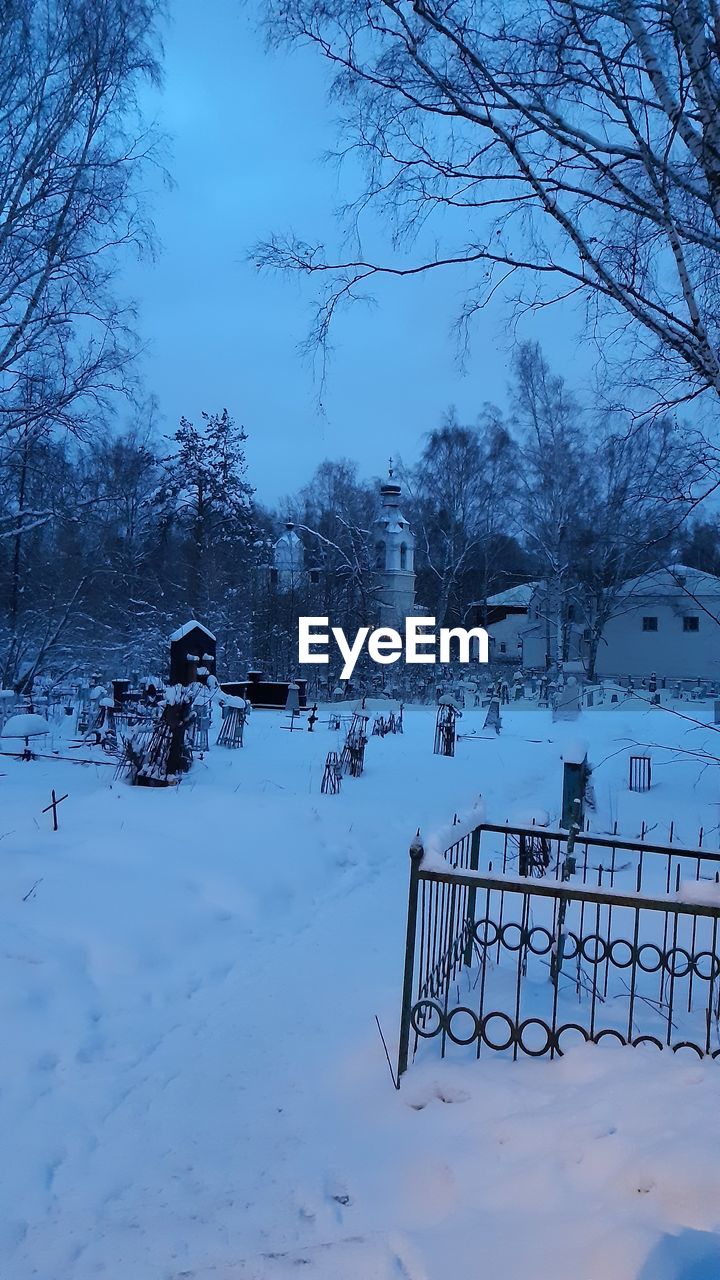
(372, 463), (416, 627)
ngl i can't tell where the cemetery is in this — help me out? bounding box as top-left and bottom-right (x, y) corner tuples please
(4, 0), (720, 1275)
(3, 634), (720, 1279)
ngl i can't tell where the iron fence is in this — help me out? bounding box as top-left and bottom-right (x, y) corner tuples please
(398, 820), (720, 1081)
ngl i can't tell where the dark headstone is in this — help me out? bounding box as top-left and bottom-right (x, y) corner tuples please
(169, 620), (217, 686)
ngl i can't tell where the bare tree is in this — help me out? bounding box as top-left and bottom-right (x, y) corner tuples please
(258, 0), (720, 421)
(408, 411), (519, 625)
(576, 417), (695, 677)
(511, 343), (590, 664)
(0, 0), (164, 446)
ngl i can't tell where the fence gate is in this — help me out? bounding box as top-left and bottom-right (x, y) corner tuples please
(398, 821), (720, 1081)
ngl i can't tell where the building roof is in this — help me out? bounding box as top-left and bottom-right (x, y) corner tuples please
(485, 582), (539, 609)
(619, 564), (720, 599)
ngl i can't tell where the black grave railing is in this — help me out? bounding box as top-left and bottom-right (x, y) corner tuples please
(397, 820), (720, 1081)
(472, 820), (720, 897)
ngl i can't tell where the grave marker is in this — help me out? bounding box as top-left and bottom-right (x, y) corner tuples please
(42, 789), (68, 831)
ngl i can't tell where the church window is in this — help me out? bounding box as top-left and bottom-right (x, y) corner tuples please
(400, 542), (408, 570)
(375, 540), (386, 570)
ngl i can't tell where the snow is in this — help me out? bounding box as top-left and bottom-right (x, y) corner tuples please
(561, 736), (589, 764)
(2, 698), (720, 1278)
(676, 878), (720, 905)
(620, 563), (720, 599)
(218, 693), (249, 710)
(483, 581), (538, 608)
(1, 713), (51, 739)
(169, 619), (216, 643)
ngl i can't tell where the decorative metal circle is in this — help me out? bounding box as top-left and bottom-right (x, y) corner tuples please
(500, 922), (526, 952)
(692, 951), (720, 981)
(609, 939), (635, 969)
(561, 932), (580, 961)
(672, 1041), (703, 1058)
(665, 946), (692, 978)
(631, 1034), (664, 1051)
(517, 1017), (553, 1057)
(581, 934), (608, 965)
(555, 1023), (590, 1055)
(481, 1011), (516, 1052)
(473, 918), (498, 948)
(594, 1028), (627, 1047)
(410, 1000), (443, 1038)
(637, 943), (663, 973)
(527, 926), (553, 956)
(446, 1006), (480, 1046)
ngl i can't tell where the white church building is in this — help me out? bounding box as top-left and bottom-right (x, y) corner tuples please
(371, 472), (416, 627)
(269, 472), (417, 629)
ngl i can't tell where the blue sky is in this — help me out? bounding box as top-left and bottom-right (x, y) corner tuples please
(124, 0), (587, 504)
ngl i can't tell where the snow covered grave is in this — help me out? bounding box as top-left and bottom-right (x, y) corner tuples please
(1, 712), (51, 759)
(553, 675), (581, 721)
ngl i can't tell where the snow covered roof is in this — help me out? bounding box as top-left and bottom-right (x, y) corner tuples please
(374, 511), (413, 537)
(169, 620), (216, 643)
(619, 564), (720, 600)
(275, 526), (302, 548)
(485, 582), (539, 609)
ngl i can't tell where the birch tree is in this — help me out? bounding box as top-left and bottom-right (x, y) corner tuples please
(575, 417), (694, 677)
(410, 412), (519, 625)
(511, 343), (590, 664)
(0, 0), (163, 445)
(258, 0), (720, 416)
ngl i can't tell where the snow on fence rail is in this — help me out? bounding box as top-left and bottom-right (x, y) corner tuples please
(397, 819), (720, 1081)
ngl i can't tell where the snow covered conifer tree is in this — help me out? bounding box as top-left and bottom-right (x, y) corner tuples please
(158, 410), (256, 623)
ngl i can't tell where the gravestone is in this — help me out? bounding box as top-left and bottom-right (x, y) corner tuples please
(561, 746), (589, 829)
(169, 620), (216, 687)
(483, 698), (501, 735)
(553, 676), (580, 722)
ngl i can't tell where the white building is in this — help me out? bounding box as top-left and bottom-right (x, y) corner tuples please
(518, 582), (587, 670)
(482, 582), (538, 661)
(507, 564), (720, 680)
(594, 564), (720, 681)
(372, 473), (416, 628)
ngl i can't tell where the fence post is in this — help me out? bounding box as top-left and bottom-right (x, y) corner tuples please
(397, 834), (424, 1084)
(463, 824), (481, 966)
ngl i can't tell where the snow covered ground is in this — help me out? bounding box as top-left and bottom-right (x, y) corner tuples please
(2, 698), (720, 1279)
